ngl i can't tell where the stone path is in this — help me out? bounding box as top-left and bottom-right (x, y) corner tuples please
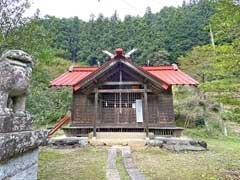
(106, 146), (145, 180)
(106, 148), (121, 180)
(121, 147), (145, 180)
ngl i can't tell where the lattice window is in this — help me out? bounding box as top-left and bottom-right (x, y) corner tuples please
(101, 93), (141, 109)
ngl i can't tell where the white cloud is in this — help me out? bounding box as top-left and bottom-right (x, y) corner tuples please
(26, 0), (184, 21)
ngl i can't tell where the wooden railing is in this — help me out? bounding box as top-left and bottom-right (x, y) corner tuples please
(48, 112), (71, 137)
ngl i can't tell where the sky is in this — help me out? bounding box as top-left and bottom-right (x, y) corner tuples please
(26, 0), (184, 21)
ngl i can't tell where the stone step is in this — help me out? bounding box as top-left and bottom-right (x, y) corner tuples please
(90, 138), (146, 146)
(95, 132), (152, 139)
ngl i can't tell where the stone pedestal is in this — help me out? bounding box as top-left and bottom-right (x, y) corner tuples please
(0, 112), (32, 133)
(0, 149), (39, 180)
(0, 112), (47, 180)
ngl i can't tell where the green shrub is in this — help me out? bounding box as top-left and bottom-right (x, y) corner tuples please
(221, 108), (240, 123)
(27, 86), (72, 127)
(195, 116), (205, 127)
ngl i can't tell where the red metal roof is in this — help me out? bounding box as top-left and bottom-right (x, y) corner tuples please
(142, 66), (199, 85)
(50, 67), (97, 86)
(51, 65), (198, 88)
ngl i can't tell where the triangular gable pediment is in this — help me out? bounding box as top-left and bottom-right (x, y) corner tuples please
(73, 57), (169, 91)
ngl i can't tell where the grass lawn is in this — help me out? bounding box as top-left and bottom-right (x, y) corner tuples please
(38, 135), (240, 180)
(132, 137), (240, 180)
(38, 147), (107, 180)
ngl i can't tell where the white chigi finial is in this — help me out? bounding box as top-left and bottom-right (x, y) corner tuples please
(102, 50), (114, 58)
(125, 48), (137, 58)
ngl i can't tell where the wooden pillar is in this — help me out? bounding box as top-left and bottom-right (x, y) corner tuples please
(70, 90), (75, 126)
(119, 70), (122, 114)
(144, 84), (149, 138)
(94, 88), (98, 138)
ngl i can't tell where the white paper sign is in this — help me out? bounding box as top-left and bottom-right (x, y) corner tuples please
(136, 99), (143, 122)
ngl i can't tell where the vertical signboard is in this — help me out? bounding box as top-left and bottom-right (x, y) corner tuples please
(135, 99), (143, 122)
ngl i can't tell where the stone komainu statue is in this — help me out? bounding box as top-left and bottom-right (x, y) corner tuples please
(0, 50), (33, 114)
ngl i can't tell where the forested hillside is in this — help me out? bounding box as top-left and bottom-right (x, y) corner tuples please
(40, 0), (212, 65)
(0, 0), (239, 131)
(179, 0), (240, 127)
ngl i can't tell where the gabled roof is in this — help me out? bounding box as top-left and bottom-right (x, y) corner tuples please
(51, 49), (199, 90)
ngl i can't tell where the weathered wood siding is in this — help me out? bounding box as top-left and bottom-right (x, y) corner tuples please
(72, 91), (94, 126)
(148, 89), (175, 127)
(72, 88), (175, 128)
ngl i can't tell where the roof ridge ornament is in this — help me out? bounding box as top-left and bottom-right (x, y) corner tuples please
(102, 50), (114, 58)
(115, 48), (123, 57)
(125, 48), (137, 58)
(69, 66), (74, 72)
(172, 64), (178, 70)
(103, 48), (137, 59)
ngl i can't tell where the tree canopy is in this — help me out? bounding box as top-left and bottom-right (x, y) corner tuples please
(40, 0), (213, 65)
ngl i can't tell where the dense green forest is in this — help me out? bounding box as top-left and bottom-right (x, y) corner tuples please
(40, 0), (212, 65)
(0, 0), (239, 133)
